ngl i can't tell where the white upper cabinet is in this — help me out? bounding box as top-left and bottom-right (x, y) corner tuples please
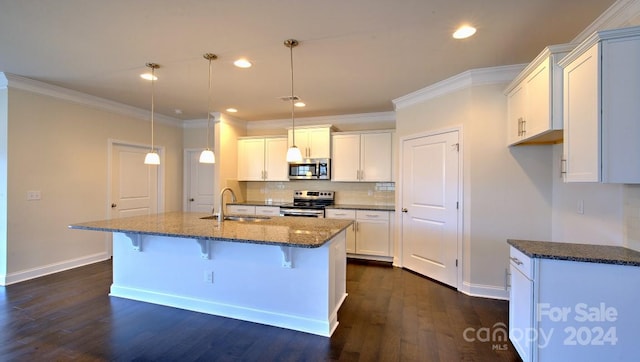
(287, 126), (332, 159)
(332, 131), (393, 182)
(505, 44), (573, 146)
(559, 26), (640, 183)
(237, 136), (288, 181)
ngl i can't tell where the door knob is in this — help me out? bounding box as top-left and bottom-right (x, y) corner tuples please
(189, 198), (195, 202)
(111, 203), (117, 208)
(402, 208), (408, 213)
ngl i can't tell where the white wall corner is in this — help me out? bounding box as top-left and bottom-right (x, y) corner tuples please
(3, 73), (182, 127)
(392, 64), (526, 110)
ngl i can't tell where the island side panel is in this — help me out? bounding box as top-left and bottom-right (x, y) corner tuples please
(110, 231), (346, 337)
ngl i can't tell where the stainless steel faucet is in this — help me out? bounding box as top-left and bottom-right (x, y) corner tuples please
(218, 187), (237, 222)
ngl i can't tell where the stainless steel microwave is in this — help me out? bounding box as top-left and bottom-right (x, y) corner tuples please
(288, 159), (331, 180)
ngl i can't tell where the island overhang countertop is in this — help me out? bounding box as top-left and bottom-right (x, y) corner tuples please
(69, 211), (353, 248)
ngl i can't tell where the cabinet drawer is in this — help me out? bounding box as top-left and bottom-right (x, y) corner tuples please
(356, 210), (389, 221)
(227, 205), (256, 215)
(255, 206), (280, 216)
(510, 246), (533, 280)
(325, 209), (356, 219)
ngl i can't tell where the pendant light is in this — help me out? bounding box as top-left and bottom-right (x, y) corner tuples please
(284, 39), (303, 163)
(199, 53), (217, 164)
(144, 62), (161, 165)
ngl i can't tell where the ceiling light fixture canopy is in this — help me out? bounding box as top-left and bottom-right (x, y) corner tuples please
(144, 62), (161, 165)
(199, 53), (217, 164)
(284, 38), (303, 163)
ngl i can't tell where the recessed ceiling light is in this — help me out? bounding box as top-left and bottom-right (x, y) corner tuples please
(453, 25), (476, 39)
(140, 73), (158, 81)
(294, 101), (306, 108)
(233, 59), (252, 68)
(226, 108), (238, 113)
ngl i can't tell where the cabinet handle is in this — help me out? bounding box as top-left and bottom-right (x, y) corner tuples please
(402, 208), (408, 213)
(510, 257), (523, 266)
(365, 214), (379, 218)
(189, 198), (195, 202)
(522, 119), (526, 136)
(517, 117), (523, 136)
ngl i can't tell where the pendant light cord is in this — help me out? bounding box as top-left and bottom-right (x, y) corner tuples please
(150, 66), (155, 152)
(207, 56), (212, 150)
(289, 40), (296, 146)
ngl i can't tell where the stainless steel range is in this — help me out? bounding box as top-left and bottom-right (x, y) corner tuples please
(279, 190), (335, 218)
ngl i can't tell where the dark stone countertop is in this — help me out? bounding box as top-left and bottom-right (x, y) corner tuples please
(508, 239), (640, 267)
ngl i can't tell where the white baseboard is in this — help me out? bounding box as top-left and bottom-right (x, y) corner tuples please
(110, 285), (338, 337)
(459, 281), (509, 300)
(0, 252), (110, 286)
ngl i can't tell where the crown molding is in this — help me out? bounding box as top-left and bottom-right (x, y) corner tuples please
(182, 112), (249, 129)
(244, 111), (395, 131)
(392, 64), (524, 110)
(1, 72), (182, 127)
(572, 0), (640, 43)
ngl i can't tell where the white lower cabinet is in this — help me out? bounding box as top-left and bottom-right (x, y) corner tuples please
(226, 205), (280, 216)
(508, 246), (640, 361)
(326, 209), (391, 259)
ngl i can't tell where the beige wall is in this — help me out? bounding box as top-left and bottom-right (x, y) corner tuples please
(395, 80), (553, 296)
(0, 87), (7, 277)
(3, 87), (183, 282)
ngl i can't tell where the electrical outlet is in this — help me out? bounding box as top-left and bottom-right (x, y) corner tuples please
(203, 270), (214, 284)
(27, 190), (41, 201)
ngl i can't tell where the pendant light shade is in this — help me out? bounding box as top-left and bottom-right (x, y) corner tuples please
(144, 62), (161, 165)
(284, 39), (303, 163)
(199, 53), (217, 164)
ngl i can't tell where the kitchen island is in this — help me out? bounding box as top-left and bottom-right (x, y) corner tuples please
(70, 212), (352, 337)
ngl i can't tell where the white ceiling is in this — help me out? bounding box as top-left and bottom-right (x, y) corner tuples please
(0, 0), (617, 122)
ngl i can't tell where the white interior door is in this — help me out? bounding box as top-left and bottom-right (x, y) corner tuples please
(185, 150), (215, 212)
(111, 143), (159, 218)
(401, 130), (459, 287)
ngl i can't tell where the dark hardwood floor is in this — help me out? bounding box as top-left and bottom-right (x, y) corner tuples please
(0, 259), (520, 361)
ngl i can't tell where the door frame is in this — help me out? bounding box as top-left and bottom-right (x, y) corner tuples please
(396, 126), (464, 290)
(107, 138), (165, 221)
(183, 148), (207, 212)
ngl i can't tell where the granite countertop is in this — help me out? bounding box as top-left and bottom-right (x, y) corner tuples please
(508, 239), (640, 267)
(70, 212), (353, 248)
(229, 201), (395, 212)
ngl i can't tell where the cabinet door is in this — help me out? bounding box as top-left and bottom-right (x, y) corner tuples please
(288, 128), (309, 158)
(307, 127), (331, 158)
(227, 205), (256, 215)
(563, 44), (600, 182)
(509, 263), (534, 362)
(507, 83), (526, 145)
(264, 137), (288, 181)
(356, 211), (390, 256)
(326, 209), (356, 253)
(331, 134), (361, 181)
(361, 132), (392, 182)
(238, 138), (266, 181)
(525, 58), (552, 139)
(255, 206), (280, 216)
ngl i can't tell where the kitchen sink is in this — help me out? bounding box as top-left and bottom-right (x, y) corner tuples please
(200, 215), (271, 222)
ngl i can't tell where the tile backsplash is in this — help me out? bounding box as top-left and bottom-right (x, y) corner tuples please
(242, 181), (395, 206)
